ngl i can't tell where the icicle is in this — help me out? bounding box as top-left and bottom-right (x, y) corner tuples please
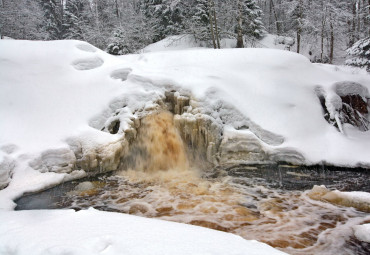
(334, 112), (345, 135)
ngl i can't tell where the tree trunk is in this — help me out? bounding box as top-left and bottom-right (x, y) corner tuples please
(296, 30), (301, 53)
(115, 0), (120, 19)
(236, 0), (244, 48)
(270, 0), (280, 35)
(351, 0), (357, 45)
(320, 3), (326, 62)
(296, 0), (303, 54)
(0, 0), (3, 39)
(320, 22), (325, 62)
(208, 0), (217, 49)
(329, 19), (334, 64)
(268, 0), (272, 32)
(357, 0), (361, 38)
(212, 2), (220, 49)
(368, 0), (370, 36)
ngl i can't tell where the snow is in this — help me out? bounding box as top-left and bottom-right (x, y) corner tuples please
(1, 39), (370, 254)
(353, 224), (370, 243)
(333, 191), (370, 205)
(129, 47), (370, 167)
(141, 35), (205, 53)
(1, 39), (370, 194)
(0, 208), (287, 255)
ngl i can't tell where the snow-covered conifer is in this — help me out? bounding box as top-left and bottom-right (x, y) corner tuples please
(106, 29), (129, 55)
(346, 37), (370, 72)
(240, 0), (266, 39)
(190, 0), (210, 41)
(63, 0), (85, 40)
(41, 0), (62, 40)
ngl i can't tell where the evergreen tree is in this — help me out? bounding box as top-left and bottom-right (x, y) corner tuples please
(41, 0), (63, 40)
(167, 1), (187, 36)
(346, 37), (370, 72)
(240, 0), (266, 39)
(235, 0), (266, 47)
(141, 0), (188, 42)
(0, 0), (46, 40)
(106, 29), (129, 55)
(142, 0), (170, 42)
(63, 0), (85, 40)
(191, 0), (211, 42)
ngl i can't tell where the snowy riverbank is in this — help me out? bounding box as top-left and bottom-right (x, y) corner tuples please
(1, 39), (370, 254)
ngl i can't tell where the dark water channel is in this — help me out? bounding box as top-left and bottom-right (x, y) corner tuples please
(15, 165), (370, 255)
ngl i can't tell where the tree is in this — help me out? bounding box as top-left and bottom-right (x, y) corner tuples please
(106, 29), (129, 55)
(346, 37), (370, 71)
(0, 0), (46, 40)
(141, 0), (185, 42)
(289, 0), (306, 53)
(190, 0), (211, 42)
(63, 0), (85, 40)
(41, 0), (63, 40)
(236, 0), (266, 48)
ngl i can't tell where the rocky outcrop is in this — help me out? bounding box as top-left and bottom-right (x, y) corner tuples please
(24, 87), (310, 184)
(0, 156), (15, 189)
(316, 81), (370, 132)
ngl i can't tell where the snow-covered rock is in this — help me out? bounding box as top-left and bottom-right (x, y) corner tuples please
(307, 185), (370, 212)
(353, 224), (370, 243)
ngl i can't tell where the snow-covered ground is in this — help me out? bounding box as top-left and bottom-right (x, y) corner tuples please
(0, 208), (287, 255)
(1, 39), (370, 254)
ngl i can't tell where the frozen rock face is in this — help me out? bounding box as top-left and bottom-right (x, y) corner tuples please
(219, 130), (267, 164)
(174, 113), (222, 165)
(0, 156), (15, 189)
(334, 81), (370, 131)
(218, 128), (304, 166)
(0, 145), (17, 189)
(67, 138), (128, 173)
(162, 90), (302, 166)
(316, 81), (370, 132)
(30, 148), (76, 173)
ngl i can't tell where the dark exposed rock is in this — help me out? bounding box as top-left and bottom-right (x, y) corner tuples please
(316, 82), (370, 132)
(108, 120), (120, 134)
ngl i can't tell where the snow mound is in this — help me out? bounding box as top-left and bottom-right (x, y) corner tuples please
(353, 224), (370, 243)
(141, 35), (205, 53)
(0, 208), (287, 255)
(307, 185), (370, 212)
(72, 57), (104, 70)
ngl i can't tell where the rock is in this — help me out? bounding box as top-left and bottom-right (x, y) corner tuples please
(174, 113), (222, 164)
(219, 129), (267, 165)
(29, 148), (76, 173)
(75, 181), (94, 191)
(0, 156), (15, 189)
(316, 82), (370, 131)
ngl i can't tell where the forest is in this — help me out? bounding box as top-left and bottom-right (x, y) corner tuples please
(0, 0), (369, 67)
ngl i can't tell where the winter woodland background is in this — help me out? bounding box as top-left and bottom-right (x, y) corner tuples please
(0, 0), (369, 69)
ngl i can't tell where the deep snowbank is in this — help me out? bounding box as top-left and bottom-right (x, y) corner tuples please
(0, 208), (286, 255)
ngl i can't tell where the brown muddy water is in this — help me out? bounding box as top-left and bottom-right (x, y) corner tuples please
(15, 112), (370, 255)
